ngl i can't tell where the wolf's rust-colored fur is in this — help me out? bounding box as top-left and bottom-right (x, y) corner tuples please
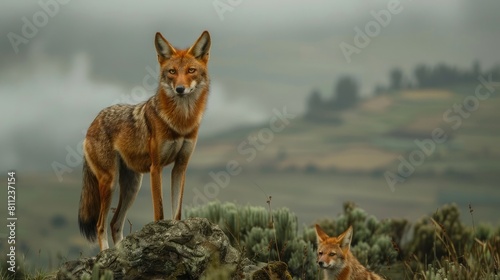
(78, 31), (211, 250)
(315, 225), (384, 280)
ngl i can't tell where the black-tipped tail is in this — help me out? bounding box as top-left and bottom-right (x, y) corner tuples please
(78, 157), (100, 242)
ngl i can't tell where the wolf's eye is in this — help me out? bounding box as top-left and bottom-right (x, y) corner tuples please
(188, 68), (196, 73)
(329, 252), (336, 257)
(318, 251), (323, 256)
(168, 69), (176, 74)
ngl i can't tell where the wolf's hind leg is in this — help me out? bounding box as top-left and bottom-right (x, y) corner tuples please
(110, 158), (142, 245)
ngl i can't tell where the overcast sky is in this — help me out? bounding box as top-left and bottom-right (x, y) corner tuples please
(1, 0), (499, 172)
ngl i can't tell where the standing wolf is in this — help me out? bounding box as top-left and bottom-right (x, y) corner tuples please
(78, 31), (211, 250)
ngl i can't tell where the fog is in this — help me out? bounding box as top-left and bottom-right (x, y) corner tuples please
(1, 0), (499, 171)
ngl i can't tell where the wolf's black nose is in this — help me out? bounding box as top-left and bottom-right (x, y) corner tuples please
(175, 86), (185, 94)
(318, 261), (324, 266)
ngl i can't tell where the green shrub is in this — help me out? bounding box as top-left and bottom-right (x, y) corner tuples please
(186, 202), (317, 279)
(406, 203), (500, 279)
(408, 203), (473, 263)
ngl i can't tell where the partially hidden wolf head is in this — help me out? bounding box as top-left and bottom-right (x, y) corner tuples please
(315, 224), (353, 272)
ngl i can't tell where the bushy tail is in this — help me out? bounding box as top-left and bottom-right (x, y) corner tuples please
(78, 157), (100, 242)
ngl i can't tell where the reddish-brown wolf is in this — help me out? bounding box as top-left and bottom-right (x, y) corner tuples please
(78, 31), (211, 250)
(315, 224), (384, 280)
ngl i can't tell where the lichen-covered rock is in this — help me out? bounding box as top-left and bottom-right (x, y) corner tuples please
(57, 218), (242, 279)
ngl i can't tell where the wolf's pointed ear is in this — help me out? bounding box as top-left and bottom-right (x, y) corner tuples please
(188, 31), (211, 64)
(338, 226), (353, 251)
(315, 224), (329, 243)
(155, 32), (176, 63)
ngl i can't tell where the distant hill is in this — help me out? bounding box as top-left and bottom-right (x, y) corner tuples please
(193, 85), (500, 180)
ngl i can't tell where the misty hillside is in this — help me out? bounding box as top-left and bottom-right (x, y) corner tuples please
(193, 71), (500, 183)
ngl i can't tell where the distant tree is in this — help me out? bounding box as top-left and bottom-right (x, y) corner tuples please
(332, 76), (359, 110)
(472, 60), (481, 78)
(305, 89), (325, 121)
(403, 76), (414, 89)
(431, 63), (459, 87)
(389, 68), (403, 90)
(414, 62), (487, 88)
(304, 162), (319, 173)
(491, 65), (500, 81)
(51, 214), (68, 228)
(374, 84), (386, 96)
(307, 89), (323, 113)
(276, 146), (287, 161)
(392, 62), (496, 91)
(414, 64), (430, 88)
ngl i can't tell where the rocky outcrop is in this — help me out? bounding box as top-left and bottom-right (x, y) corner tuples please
(57, 218), (245, 279)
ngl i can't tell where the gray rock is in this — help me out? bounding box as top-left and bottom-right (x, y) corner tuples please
(57, 218), (244, 279)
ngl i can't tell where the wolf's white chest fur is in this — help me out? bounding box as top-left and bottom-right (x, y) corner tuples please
(160, 138), (185, 166)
